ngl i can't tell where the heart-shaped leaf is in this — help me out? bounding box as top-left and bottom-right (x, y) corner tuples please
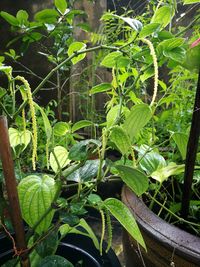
(9, 127), (31, 151)
(18, 175), (58, 234)
(50, 146), (70, 173)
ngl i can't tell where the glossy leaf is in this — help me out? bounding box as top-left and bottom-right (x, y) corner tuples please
(50, 146), (70, 173)
(37, 255), (74, 267)
(55, 0), (68, 14)
(104, 198), (146, 250)
(123, 104), (152, 141)
(89, 83), (112, 95)
(101, 51), (122, 68)
(172, 132), (188, 160)
(151, 6), (174, 28)
(110, 126), (131, 155)
(18, 175), (57, 234)
(72, 120), (93, 133)
(151, 163), (185, 183)
(34, 9), (59, 23)
(67, 159), (100, 182)
(115, 165), (148, 196)
(139, 23), (161, 38)
(68, 42), (86, 65)
(54, 122), (70, 136)
(0, 11), (19, 26)
(68, 139), (100, 161)
(139, 150), (166, 175)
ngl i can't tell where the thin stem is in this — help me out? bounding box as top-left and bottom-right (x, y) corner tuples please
(13, 44), (120, 119)
(146, 192), (200, 228)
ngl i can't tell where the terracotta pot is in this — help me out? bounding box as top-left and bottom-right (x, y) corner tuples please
(122, 186), (200, 267)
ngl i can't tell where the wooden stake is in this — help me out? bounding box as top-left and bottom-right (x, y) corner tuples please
(0, 116), (30, 267)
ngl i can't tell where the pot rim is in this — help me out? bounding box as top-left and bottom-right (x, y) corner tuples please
(122, 185), (200, 263)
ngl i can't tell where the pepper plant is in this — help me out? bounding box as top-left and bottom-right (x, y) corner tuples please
(0, 0), (200, 266)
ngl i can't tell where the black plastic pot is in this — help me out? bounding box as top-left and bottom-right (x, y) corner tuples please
(122, 186), (200, 267)
(0, 232), (121, 267)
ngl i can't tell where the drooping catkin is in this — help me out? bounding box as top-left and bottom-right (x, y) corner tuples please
(105, 208), (112, 253)
(99, 209), (106, 256)
(15, 76), (37, 170)
(140, 38), (159, 107)
(22, 108), (26, 144)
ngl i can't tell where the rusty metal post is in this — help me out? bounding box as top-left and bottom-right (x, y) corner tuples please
(0, 116), (30, 267)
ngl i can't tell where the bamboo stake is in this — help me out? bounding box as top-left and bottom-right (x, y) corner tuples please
(0, 116), (30, 267)
(181, 71), (200, 218)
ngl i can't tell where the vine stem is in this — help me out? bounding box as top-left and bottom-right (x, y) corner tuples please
(13, 44), (120, 120)
(146, 192), (200, 228)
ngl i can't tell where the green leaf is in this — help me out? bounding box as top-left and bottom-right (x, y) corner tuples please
(18, 175), (57, 234)
(68, 139), (100, 161)
(59, 219), (99, 250)
(139, 150), (166, 175)
(139, 23), (161, 38)
(106, 105), (130, 128)
(123, 104), (152, 141)
(16, 10), (29, 26)
(118, 16), (143, 31)
(101, 51), (122, 68)
(115, 56), (130, 68)
(36, 231), (58, 257)
(110, 126), (131, 156)
(77, 219), (99, 250)
(37, 255), (74, 267)
(67, 159), (100, 182)
(9, 128), (31, 151)
(89, 83), (112, 95)
(151, 6), (174, 28)
(87, 194), (102, 205)
(104, 198), (146, 250)
(54, 0), (68, 14)
(0, 11), (19, 26)
(0, 66), (12, 79)
(72, 120), (93, 133)
(151, 163), (185, 183)
(34, 9), (59, 23)
(115, 165), (148, 196)
(172, 132), (188, 160)
(163, 47), (186, 62)
(157, 38), (185, 55)
(183, 0), (200, 3)
(140, 68), (154, 82)
(50, 146), (70, 173)
(68, 42), (86, 65)
(54, 122), (70, 136)
(35, 103), (52, 140)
